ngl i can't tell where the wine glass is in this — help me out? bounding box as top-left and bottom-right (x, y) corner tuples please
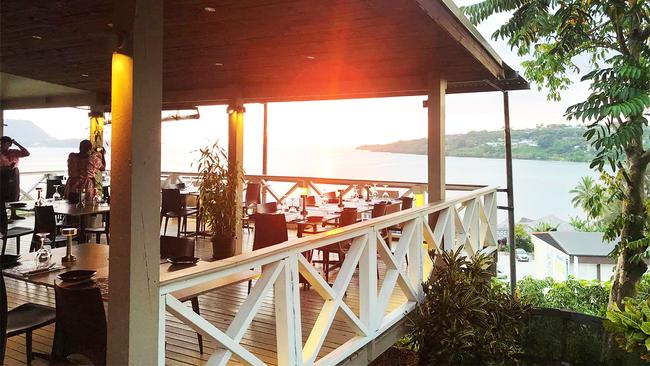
(34, 232), (52, 269)
(351, 185), (358, 202)
(320, 191), (329, 209)
(35, 187), (45, 206)
(371, 184), (379, 201)
(52, 185), (62, 201)
(382, 184), (389, 200)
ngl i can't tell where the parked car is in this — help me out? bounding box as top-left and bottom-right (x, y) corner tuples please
(516, 248), (530, 262)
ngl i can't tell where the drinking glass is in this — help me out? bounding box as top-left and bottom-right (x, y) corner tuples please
(52, 185), (61, 201)
(351, 185), (358, 202)
(371, 184), (379, 201)
(34, 232), (52, 269)
(320, 192), (328, 209)
(35, 187), (45, 206)
(382, 184), (389, 200)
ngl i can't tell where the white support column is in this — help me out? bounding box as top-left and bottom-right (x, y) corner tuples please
(359, 233), (377, 330)
(107, 0), (162, 364)
(274, 257), (303, 366)
(228, 101), (245, 254)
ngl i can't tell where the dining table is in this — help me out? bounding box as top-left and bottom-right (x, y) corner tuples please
(6, 200), (110, 242)
(2, 243), (258, 302)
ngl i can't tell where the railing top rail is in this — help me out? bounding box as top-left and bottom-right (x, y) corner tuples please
(159, 185), (498, 290)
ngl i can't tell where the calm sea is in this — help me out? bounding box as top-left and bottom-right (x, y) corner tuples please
(17, 146), (597, 224)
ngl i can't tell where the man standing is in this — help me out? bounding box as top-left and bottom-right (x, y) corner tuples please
(0, 136), (30, 205)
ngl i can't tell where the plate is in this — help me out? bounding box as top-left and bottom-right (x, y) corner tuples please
(9, 202), (26, 208)
(57, 270), (96, 282)
(168, 256), (199, 265)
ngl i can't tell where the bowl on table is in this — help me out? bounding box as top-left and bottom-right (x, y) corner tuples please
(167, 256), (199, 265)
(307, 215), (324, 223)
(57, 270), (96, 282)
(9, 202), (27, 208)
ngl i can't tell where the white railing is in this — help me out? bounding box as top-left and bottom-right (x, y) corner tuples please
(158, 186), (498, 365)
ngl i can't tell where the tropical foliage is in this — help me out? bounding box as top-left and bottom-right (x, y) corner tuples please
(463, 0), (650, 308)
(605, 297), (650, 361)
(529, 221), (558, 232)
(407, 248), (529, 365)
(515, 223), (534, 252)
(517, 276), (610, 317)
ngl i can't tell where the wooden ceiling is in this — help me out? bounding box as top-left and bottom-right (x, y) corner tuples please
(0, 0), (527, 109)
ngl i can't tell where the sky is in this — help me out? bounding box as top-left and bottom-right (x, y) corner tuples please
(4, 0), (593, 148)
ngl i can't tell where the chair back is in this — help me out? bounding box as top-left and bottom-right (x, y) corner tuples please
(0, 199), (7, 236)
(253, 213), (288, 251)
(401, 196), (413, 210)
(245, 182), (261, 207)
(33, 205), (58, 244)
(45, 178), (63, 199)
(378, 190), (400, 199)
(160, 236), (195, 259)
(306, 196), (316, 206)
(161, 188), (183, 213)
(102, 185), (110, 204)
(257, 202), (277, 214)
(0, 272), (8, 364)
(385, 202), (401, 215)
(371, 202), (387, 218)
(339, 208), (358, 227)
(52, 284), (106, 366)
(325, 191), (338, 203)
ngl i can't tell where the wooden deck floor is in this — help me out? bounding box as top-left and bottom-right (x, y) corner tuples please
(3, 218), (408, 365)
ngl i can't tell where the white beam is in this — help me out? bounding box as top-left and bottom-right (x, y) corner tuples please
(107, 0), (162, 364)
(228, 101), (245, 254)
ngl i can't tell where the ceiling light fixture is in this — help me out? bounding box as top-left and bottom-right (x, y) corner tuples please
(81, 73), (89, 77)
(31, 35), (42, 40)
(214, 62), (224, 66)
(204, 7), (216, 12)
(305, 56), (316, 60)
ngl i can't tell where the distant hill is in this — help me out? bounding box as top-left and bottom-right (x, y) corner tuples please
(3, 119), (80, 148)
(357, 124), (594, 162)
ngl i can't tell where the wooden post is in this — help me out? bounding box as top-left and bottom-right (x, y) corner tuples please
(107, 0), (162, 364)
(0, 107), (4, 137)
(427, 73), (446, 228)
(503, 91), (517, 294)
(262, 102), (268, 204)
(228, 101), (245, 254)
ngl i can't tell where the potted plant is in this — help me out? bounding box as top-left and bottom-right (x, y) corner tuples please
(196, 141), (242, 260)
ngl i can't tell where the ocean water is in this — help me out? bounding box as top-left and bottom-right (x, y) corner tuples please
(16, 146), (596, 223)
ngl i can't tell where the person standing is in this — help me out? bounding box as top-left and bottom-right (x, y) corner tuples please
(0, 136), (30, 203)
(64, 139), (105, 202)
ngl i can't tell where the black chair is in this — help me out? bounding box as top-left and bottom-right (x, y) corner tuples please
(51, 283), (106, 366)
(30, 206), (66, 252)
(314, 208), (358, 282)
(1, 200), (33, 255)
(244, 182), (261, 208)
(85, 213), (110, 244)
(401, 196), (414, 210)
(160, 236), (203, 353)
(0, 271), (56, 366)
(160, 188), (198, 237)
(249, 214), (289, 290)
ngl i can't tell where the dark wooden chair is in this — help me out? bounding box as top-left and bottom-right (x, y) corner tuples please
(314, 208), (358, 282)
(160, 236), (203, 353)
(244, 182), (262, 209)
(160, 188), (198, 237)
(249, 214), (289, 290)
(371, 202), (388, 218)
(256, 201), (277, 214)
(0, 200), (33, 255)
(324, 191), (338, 203)
(85, 213), (110, 244)
(378, 190), (400, 199)
(30, 206), (66, 252)
(401, 196), (414, 210)
(305, 196), (317, 206)
(51, 283), (106, 366)
(0, 271), (56, 366)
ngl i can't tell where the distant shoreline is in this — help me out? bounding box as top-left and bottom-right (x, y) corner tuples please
(357, 148), (591, 163)
(357, 125), (593, 163)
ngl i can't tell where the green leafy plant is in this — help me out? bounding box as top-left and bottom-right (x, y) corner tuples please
(530, 221), (559, 233)
(517, 276), (610, 317)
(407, 248), (529, 365)
(515, 223), (533, 253)
(196, 141), (243, 254)
(462, 0), (650, 309)
(605, 297), (650, 361)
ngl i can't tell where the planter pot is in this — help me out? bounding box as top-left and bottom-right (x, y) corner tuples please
(212, 233), (236, 260)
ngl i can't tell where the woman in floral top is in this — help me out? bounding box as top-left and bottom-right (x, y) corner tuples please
(64, 140), (106, 202)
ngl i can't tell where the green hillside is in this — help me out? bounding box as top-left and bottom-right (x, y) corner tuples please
(357, 124), (594, 162)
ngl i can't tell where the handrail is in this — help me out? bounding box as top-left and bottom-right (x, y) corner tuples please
(159, 185), (497, 289)
(157, 185), (499, 365)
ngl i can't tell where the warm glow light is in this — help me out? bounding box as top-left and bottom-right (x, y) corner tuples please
(90, 115), (105, 150)
(301, 185), (309, 196)
(414, 193), (425, 207)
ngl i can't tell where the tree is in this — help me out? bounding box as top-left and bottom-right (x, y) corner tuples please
(515, 223), (534, 252)
(463, 0), (650, 309)
(530, 221), (559, 232)
(570, 176), (605, 219)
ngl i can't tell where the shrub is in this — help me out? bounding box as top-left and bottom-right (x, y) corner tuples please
(605, 297), (650, 362)
(407, 248), (529, 365)
(517, 276), (610, 317)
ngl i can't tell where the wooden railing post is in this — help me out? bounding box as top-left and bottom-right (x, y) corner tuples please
(359, 232), (378, 331)
(274, 256), (303, 366)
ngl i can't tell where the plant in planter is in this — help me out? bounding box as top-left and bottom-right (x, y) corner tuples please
(196, 141), (243, 260)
